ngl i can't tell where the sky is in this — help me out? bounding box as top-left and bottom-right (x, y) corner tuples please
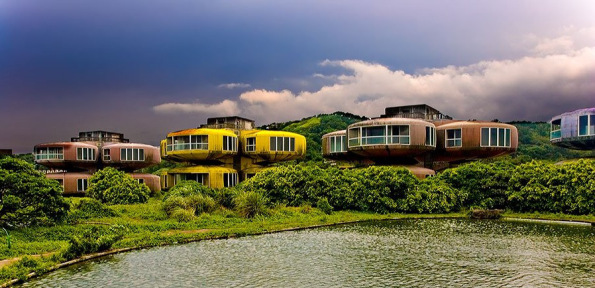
(1, 0), (594, 153)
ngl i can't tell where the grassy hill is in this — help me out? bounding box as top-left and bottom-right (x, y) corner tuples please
(261, 112), (368, 161)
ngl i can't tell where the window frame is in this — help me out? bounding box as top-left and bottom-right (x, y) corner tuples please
(35, 147), (64, 160)
(76, 147), (95, 161)
(270, 136), (296, 152)
(246, 137), (256, 152)
(445, 128), (462, 148)
(223, 173), (238, 187)
(120, 148), (146, 161)
(425, 126), (436, 147)
(480, 127), (512, 148)
(77, 178), (88, 192)
(578, 114), (594, 136)
(223, 136), (237, 152)
(329, 135), (347, 153)
(550, 119), (562, 140)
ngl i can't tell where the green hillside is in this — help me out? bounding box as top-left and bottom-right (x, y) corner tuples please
(261, 112), (368, 161)
(509, 121), (593, 161)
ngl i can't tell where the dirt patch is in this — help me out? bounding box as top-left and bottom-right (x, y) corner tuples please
(0, 253), (55, 269)
(163, 229), (213, 236)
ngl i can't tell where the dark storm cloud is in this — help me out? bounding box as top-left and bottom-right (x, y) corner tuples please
(1, 0), (594, 152)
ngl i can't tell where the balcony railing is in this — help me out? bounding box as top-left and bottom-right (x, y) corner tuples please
(166, 143), (208, 151)
(35, 153), (64, 160)
(550, 130), (561, 139)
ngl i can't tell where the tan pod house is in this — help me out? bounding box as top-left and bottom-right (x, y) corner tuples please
(34, 131), (161, 195)
(322, 105), (518, 178)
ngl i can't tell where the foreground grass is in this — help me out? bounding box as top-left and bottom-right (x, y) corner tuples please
(0, 198), (592, 285)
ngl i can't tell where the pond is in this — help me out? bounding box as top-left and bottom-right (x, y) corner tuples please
(20, 219), (594, 287)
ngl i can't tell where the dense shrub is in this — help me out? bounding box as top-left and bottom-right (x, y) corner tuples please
(63, 225), (127, 260)
(164, 181), (215, 200)
(162, 196), (189, 216)
(407, 177), (461, 213)
(87, 168), (150, 205)
(186, 194), (217, 214)
(0, 158), (70, 227)
(213, 187), (237, 208)
(170, 208), (195, 222)
(437, 161), (514, 209)
(234, 191), (269, 218)
(68, 199), (119, 221)
(316, 198), (333, 214)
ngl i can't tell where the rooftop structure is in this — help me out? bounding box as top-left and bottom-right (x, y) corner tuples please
(34, 131), (161, 195)
(550, 108), (595, 150)
(322, 105), (518, 177)
(0, 149), (12, 156)
(160, 117), (306, 189)
(380, 104), (452, 120)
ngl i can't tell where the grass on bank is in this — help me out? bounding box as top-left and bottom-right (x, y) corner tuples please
(0, 197), (593, 285)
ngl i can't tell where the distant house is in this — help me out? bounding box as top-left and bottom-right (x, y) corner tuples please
(34, 131), (161, 195)
(322, 104), (518, 178)
(550, 108), (595, 150)
(0, 149), (12, 156)
(159, 116), (306, 189)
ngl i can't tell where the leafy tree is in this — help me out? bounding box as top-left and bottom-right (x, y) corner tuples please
(0, 158), (70, 227)
(87, 167), (150, 204)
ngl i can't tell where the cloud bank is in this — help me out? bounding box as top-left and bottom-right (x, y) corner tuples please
(217, 83), (252, 89)
(154, 46), (595, 124)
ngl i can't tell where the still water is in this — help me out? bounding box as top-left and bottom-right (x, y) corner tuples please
(21, 219), (594, 287)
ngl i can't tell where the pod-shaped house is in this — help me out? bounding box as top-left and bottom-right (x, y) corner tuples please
(160, 116), (306, 189)
(550, 108), (595, 150)
(34, 131), (161, 194)
(433, 121), (518, 162)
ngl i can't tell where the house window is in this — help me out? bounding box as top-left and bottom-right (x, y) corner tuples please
(329, 135), (347, 153)
(35, 147), (64, 160)
(270, 137), (295, 152)
(446, 129), (462, 147)
(361, 126), (386, 145)
(77, 148), (95, 161)
(550, 119), (561, 139)
(387, 125), (410, 145)
(246, 137), (256, 152)
(223, 136), (237, 152)
(120, 148), (145, 161)
(180, 173), (207, 185)
(481, 128), (511, 147)
(348, 128), (360, 147)
(103, 149), (111, 161)
(224, 173), (238, 187)
(578, 115), (595, 136)
(137, 179), (145, 184)
(425, 126), (436, 146)
(169, 135), (208, 151)
(77, 179), (88, 192)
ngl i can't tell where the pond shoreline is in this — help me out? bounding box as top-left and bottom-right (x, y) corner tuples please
(2, 212), (593, 287)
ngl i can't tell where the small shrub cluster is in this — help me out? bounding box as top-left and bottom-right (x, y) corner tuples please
(63, 225), (127, 260)
(66, 199), (120, 221)
(234, 191), (269, 218)
(87, 168), (150, 205)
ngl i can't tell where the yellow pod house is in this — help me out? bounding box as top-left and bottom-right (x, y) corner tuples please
(161, 116), (306, 189)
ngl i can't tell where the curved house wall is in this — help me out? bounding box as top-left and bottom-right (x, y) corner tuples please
(434, 121), (518, 162)
(240, 130), (307, 162)
(102, 143), (161, 171)
(346, 118), (436, 159)
(161, 166), (238, 190)
(550, 108), (595, 150)
(162, 128), (238, 162)
(322, 130), (350, 159)
(129, 173), (161, 193)
(34, 142), (99, 171)
(46, 172), (92, 195)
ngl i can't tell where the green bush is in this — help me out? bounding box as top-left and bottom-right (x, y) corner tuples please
(87, 168), (150, 205)
(67, 198), (119, 221)
(213, 187), (237, 208)
(316, 198), (333, 214)
(63, 225), (127, 260)
(234, 191), (269, 218)
(0, 158), (70, 227)
(186, 194), (216, 215)
(162, 196), (189, 216)
(170, 208), (195, 222)
(164, 181), (215, 200)
(407, 177), (461, 213)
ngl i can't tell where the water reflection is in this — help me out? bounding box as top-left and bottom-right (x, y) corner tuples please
(20, 219), (594, 287)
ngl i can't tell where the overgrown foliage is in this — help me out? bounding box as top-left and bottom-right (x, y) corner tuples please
(66, 198), (119, 221)
(233, 190), (269, 218)
(243, 159), (595, 215)
(0, 158), (70, 227)
(87, 167), (150, 205)
(63, 225), (127, 260)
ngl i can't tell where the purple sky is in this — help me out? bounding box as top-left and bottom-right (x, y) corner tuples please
(1, 0), (594, 153)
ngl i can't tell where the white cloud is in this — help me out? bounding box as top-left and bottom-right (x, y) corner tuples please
(153, 99), (240, 115)
(217, 83), (251, 89)
(153, 33), (595, 125)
